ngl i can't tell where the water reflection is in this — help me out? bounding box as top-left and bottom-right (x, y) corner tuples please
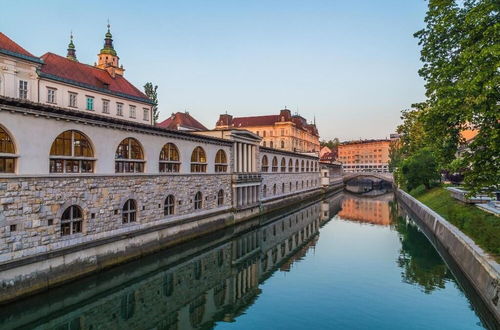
(337, 193), (393, 225)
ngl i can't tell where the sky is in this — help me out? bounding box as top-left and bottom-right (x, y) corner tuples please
(1, 0), (428, 141)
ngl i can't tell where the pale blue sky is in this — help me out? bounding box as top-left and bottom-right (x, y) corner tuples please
(1, 0), (427, 140)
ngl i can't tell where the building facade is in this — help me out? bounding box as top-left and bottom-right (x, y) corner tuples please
(215, 109), (320, 153)
(337, 139), (391, 173)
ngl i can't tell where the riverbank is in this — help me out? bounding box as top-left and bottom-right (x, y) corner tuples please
(413, 187), (499, 261)
(396, 189), (500, 324)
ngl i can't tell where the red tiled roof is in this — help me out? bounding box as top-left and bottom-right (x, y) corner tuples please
(232, 115), (280, 127)
(157, 112), (208, 131)
(39, 52), (149, 102)
(0, 32), (36, 58)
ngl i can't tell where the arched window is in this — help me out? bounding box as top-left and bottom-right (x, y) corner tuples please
(295, 159), (299, 172)
(190, 147), (207, 172)
(273, 184), (277, 195)
(261, 155), (269, 172)
(263, 141), (266, 147)
(194, 191), (203, 210)
(280, 158), (286, 172)
(262, 184), (267, 197)
(282, 182), (285, 193)
(217, 189), (224, 206)
(289, 182), (292, 191)
(0, 126), (16, 173)
(50, 130), (94, 173)
(164, 195), (175, 216)
(159, 143), (180, 172)
(60, 205), (83, 236)
(115, 138), (144, 173)
(215, 149), (227, 172)
(280, 140), (285, 149)
(306, 160), (310, 172)
(296, 181), (299, 190)
(288, 159), (293, 172)
(301, 160), (304, 172)
(271, 157), (278, 172)
(270, 141), (274, 148)
(122, 199), (137, 223)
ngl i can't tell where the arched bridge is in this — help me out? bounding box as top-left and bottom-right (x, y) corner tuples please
(343, 172), (394, 183)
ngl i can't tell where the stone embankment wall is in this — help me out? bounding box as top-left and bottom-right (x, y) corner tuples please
(396, 189), (500, 323)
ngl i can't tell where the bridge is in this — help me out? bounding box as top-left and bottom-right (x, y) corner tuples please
(343, 171), (394, 183)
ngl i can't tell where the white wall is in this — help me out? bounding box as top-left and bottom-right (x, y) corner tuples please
(0, 55), (39, 101)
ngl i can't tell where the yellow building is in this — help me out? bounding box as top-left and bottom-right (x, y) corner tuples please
(338, 139), (391, 173)
(215, 109), (320, 153)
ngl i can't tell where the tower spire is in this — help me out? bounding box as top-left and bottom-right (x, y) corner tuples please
(66, 31), (77, 61)
(96, 21), (124, 76)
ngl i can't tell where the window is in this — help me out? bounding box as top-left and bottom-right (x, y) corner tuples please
(190, 147), (207, 172)
(273, 184), (277, 195)
(282, 182), (285, 193)
(215, 149), (227, 172)
(271, 157), (278, 172)
(270, 141), (274, 148)
(261, 155), (269, 172)
(0, 126), (16, 173)
(122, 199), (137, 223)
(288, 159), (293, 172)
(129, 105), (136, 118)
(18, 80), (28, 99)
(262, 185), (267, 197)
(295, 159), (299, 172)
(281, 128), (284, 136)
(49, 130), (94, 173)
(159, 143), (180, 172)
(115, 138), (145, 173)
(280, 158), (286, 172)
(263, 141), (266, 147)
(47, 88), (56, 104)
(306, 161), (310, 172)
(281, 140), (285, 149)
(60, 205), (83, 236)
(69, 92), (77, 107)
(263, 131), (266, 137)
(143, 108), (149, 121)
(86, 96), (94, 110)
(116, 103), (124, 116)
(301, 160), (304, 172)
(217, 189), (224, 206)
(102, 99), (110, 114)
(194, 191), (203, 210)
(164, 195), (175, 216)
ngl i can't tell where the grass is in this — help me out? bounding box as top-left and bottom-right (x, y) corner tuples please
(414, 187), (500, 262)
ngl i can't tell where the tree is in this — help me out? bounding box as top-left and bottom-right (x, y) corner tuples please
(143, 82), (159, 124)
(320, 138), (340, 149)
(414, 0), (499, 194)
(399, 148), (440, 191)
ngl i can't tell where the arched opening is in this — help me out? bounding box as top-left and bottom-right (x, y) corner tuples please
(190, 147), (207, 172)
(164, 195), (175, 216)
(217, 189), (224, 206)
(0, 126), (16, 173)
(280, 140), (285, 149)
(273, 184), (277, 195)
(60, 205), (83, 236)
(261, 155), (269, 172)
(271, 157), (278, 172)
(159, 143), (180, 172)
(301, 160), (304, 172)
(295, 159), (299, 172)
(215, 149), (227, 172)
(122, 199), (137, 223)
(50, 130), (94, 173)
(194, 191), (203, 210)
(115, 138), (144, 173)
(288, 159), (293, 172)
(280, 157), (286, 172)
(263, 184), (267, 197)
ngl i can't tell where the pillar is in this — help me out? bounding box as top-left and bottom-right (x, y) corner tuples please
(238, 143), (243, 172)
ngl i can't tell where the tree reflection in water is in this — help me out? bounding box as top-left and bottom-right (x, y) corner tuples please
(390, 202), (453, 293)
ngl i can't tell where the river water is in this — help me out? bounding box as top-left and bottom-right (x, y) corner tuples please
(0, 192), (493, 329)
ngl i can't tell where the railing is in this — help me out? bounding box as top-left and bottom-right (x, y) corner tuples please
(232, 173), (263, 183)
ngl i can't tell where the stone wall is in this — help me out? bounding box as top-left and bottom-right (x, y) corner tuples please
(396, 189), (500, 323)
(0, 174), (232, 262)
(260, 172), (321, 200)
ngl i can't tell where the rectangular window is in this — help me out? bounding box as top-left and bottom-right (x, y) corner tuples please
(116, 103), (123, 116)
(102, 99), (110, 114)
(129, 105), (136, 118)
(86, 96), (94, 110)
(143, 108), (149, 121)
(47, 88), (56, 104)
(69, 92), (77, 107)
(18, 80), (28, 99)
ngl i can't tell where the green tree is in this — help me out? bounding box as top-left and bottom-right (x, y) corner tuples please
(320, 138), (340, 149)
(399, 148), (440, 191)
(415, 0), (499, 194)
(143, 82), (159, 124)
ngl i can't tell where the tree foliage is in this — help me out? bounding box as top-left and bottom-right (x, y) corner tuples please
(398, 148), (441, 191)
(143, 82), (159, 124)
(320, 138), (340, 149)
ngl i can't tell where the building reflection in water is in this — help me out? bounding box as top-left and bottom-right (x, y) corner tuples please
(0, 196), (329, 330)
(337, 193), (393, 226)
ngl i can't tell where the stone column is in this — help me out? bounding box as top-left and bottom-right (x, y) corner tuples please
(238, 143), (243, 173)
(243, 144), (248, 172)
(234, 143), (238, 172)
(238, 187), (242, 207)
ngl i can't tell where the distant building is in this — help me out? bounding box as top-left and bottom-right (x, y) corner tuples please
(215, 109), (320, 153)
(338, 139), (391, 173)
(319, 146), (332, 157)
(320, 151), (338, 163)
(157, 112), (208, 131)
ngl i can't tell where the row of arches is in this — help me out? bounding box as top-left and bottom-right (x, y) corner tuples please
(0, 127), (228, 174)
(261, 155), (318, 173)
(58, 190), (225, 236)
(262, 179), (318, 197)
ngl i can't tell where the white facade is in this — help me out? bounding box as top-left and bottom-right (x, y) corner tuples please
(0, 54), (40, 101)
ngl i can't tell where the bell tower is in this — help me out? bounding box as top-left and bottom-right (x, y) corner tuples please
(95, 23), (125, 76)
(66, 32), (77, 61)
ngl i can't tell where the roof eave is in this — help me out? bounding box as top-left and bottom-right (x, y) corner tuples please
(0, 49), (43, 64)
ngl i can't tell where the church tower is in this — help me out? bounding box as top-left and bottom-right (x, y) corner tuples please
(66, 32), (77, 61)
(95, 23), (125, 76)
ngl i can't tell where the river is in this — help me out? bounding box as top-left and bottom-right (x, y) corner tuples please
(0, 192), (493, 329)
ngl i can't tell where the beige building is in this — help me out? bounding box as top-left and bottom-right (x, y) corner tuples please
(215, 109), (320, 153)
(338, 139), (391, 173)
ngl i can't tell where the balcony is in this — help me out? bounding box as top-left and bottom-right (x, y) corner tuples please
(232, 173), (262, 184)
